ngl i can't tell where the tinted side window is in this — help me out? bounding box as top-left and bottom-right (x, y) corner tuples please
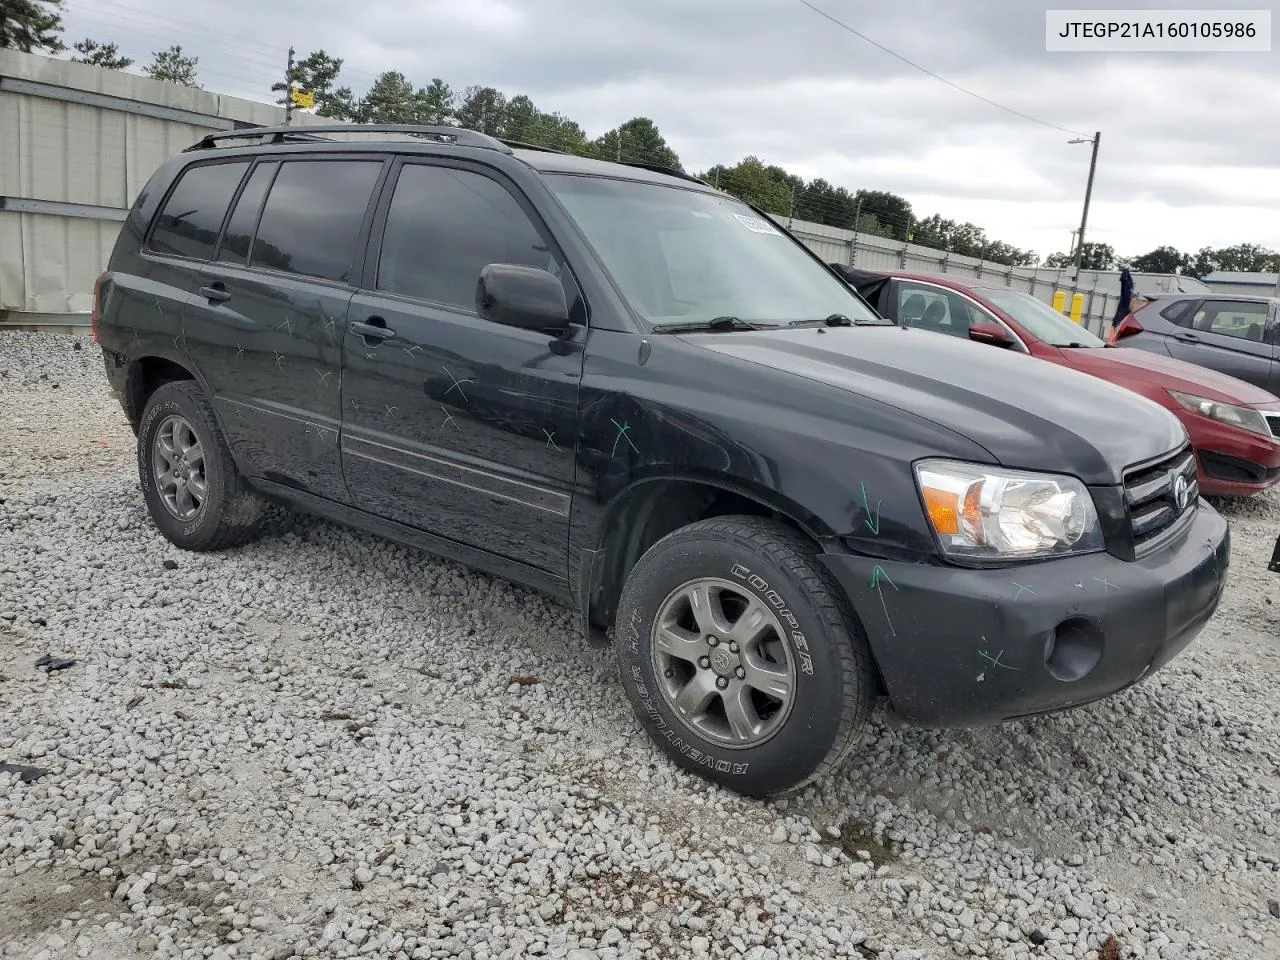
(376, 164), (556, 310)
(150, 161), (249, 261)
(218, 162), (278, 265)
(252, 160), (381, 283)
(1191, 300), (1270, 342)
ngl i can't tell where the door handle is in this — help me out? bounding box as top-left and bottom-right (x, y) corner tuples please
(350, 317), (396, 341)
(1173, 332), (1201, 344)
(199, 283), (231, 303)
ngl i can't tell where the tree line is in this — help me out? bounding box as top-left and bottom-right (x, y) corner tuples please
(3, 0), (1276, 277)
(1045, 241), (1280, 279)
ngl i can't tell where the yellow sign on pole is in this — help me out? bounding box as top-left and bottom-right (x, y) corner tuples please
(290, 88), (315, 109)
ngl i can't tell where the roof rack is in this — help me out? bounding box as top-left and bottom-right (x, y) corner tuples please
(185, 124), (513, 154)
(496, 138), (567, 155)
(619, 160), (712, 187)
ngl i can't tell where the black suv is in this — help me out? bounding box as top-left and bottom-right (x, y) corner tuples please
(94, 124), (1230, 797)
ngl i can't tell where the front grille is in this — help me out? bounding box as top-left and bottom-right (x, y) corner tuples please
(1123, 447), (1198, 548)
(1266, 413), (1280, 439)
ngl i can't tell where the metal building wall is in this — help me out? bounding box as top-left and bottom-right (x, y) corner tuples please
(772, 214), (1154, 336)
(0, 49), (326, 326)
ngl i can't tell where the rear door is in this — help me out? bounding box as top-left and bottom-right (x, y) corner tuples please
(135, 157), (250, 371)
(339, 158), (585, 577)
(1164, 298), (1275, 391)
(184, 155), (388, 502)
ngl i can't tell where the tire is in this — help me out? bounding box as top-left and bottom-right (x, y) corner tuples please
(615, 516), (875, 797)
(137, 380), (266, 551)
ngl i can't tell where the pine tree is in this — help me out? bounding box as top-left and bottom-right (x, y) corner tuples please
(0, 0), (65, 53)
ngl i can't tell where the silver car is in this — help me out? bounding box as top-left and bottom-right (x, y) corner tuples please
(1111, 293), (1280, 395)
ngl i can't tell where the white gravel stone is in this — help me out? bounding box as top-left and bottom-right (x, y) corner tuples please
(0, 331), (1277, 960)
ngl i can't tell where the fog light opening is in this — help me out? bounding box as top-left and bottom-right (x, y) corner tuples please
(1044, 617), (1104, 683)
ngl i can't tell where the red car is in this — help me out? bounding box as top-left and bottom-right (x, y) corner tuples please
(834, 266), (1280, 497)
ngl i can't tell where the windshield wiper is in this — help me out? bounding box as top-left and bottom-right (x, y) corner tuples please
(654, 316), (775, 333)
(787, 314), (865, 328)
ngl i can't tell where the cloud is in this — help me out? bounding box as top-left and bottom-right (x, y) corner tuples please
(60, 0), (1280, 258)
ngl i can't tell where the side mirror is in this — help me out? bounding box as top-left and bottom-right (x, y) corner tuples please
(476, 263), (570, 335)
(969, 322), (1014, 348)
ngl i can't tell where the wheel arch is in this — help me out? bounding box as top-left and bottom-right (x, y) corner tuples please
(582, 474), (836, 640)
(123, 355), (199, 430)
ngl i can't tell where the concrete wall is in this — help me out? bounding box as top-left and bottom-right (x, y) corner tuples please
(0, 48), (327, 324)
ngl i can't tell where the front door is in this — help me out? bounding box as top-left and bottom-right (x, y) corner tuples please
(1165, 298), (1276, 391)
(340, 159), (584, 577)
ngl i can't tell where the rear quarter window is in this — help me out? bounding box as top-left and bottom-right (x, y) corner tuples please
(1160, 299), (1195, 324)
(148, 161), (250, 261)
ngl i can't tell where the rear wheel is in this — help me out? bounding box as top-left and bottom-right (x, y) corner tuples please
(614, 516), (875, 797)
(137, 381), (266, 550)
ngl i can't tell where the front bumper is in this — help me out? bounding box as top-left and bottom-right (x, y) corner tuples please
(1187, 419), (1280, 496)
(821, 502), (1229, 727)
(1196, 447), (1280, 496)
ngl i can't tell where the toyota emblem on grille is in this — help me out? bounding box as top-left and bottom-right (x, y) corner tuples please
(1172, 472), (1190, 512)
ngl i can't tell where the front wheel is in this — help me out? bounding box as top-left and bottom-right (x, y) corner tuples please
(614, 516), (876, 797)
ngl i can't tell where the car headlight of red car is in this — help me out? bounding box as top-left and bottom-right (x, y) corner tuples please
(1168, 390), (1273, 440)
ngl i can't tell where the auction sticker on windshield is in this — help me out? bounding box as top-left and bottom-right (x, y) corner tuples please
(733, 213), (783, 235)
(1046, 9), (1271, 51)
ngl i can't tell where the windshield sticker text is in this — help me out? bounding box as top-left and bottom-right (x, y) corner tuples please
(733, 213), (782, 236)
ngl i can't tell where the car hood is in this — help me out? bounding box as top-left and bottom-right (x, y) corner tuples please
(684, 325), (1187, 485)
(1056, 345), (1280, 408)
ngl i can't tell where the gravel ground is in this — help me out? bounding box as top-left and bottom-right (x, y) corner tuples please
(1, 331), (1277, 960)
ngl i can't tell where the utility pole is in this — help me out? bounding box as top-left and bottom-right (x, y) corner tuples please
(1069, 131), (1101, 279)
(615, 132), (622, 162)
(284, 46), (295, 125)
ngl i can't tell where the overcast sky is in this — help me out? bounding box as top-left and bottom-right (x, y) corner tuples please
(60, 0), (1280, 261)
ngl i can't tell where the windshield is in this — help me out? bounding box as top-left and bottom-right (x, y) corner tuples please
(981, 289), (1105, 347)
(544, 174), (884, 328)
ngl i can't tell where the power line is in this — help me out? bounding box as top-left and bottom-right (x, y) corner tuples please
(66, 0), (386, 89)
(43, 18), (1057, 259)
(74, 0), (285, 57)
(791, 0), (1087, 138)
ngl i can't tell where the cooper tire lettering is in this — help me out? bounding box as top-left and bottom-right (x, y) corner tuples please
(612, 516), (874, 796)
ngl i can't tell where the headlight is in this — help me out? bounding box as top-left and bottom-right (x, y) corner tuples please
(1168, 390), (1272, 439)
(914, 460), (1104, 561)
